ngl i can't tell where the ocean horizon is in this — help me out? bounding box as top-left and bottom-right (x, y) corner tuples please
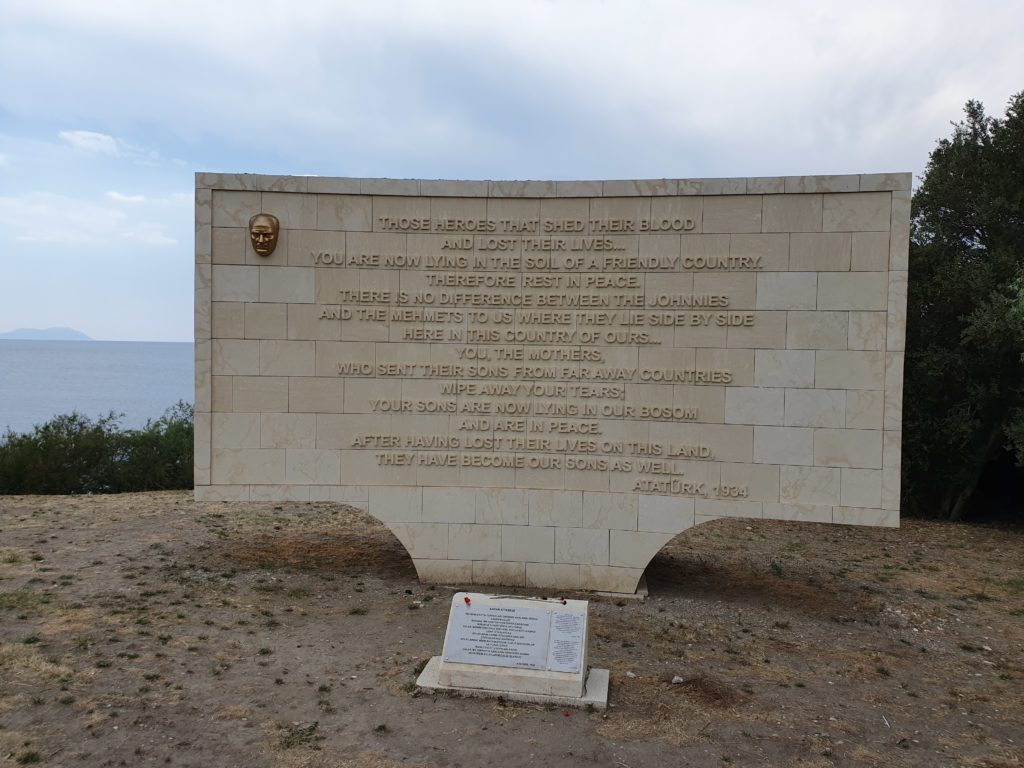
(0, 339), (194, 435)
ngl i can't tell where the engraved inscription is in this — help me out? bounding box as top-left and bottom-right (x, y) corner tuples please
(547, 612), (586, 674)
(299, 212), (768, 495)
(443, 604), (551, 670)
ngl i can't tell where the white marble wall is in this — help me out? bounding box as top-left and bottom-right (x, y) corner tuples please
(195, 172), (910, 593)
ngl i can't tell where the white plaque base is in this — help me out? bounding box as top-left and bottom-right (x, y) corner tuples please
(416, 656), (609, 710)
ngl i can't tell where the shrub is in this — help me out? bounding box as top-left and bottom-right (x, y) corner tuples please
(0, 401), (194, 494)
(112, 401), (195, 491)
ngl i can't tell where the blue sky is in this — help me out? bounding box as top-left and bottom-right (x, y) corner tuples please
(1, 0), (1022, 341)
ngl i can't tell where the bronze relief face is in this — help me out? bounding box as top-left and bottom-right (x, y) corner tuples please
(249, 213), (280, 257)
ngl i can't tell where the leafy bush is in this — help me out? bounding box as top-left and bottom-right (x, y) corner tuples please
(111, 401), (194, 491)
(0, 401), (194, 494)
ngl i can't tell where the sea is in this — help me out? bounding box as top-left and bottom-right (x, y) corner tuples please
(0, 340), (194, 435)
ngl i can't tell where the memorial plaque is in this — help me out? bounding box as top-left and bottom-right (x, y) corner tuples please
(442, 593), (587, 674)
(443, 600), (552, 670)
(547, 612), (585, 673)
(423, 592), (598, 703)
(195, 173), (912, 594)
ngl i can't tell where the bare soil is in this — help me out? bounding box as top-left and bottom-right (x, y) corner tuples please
(1, 491), (1022, 768)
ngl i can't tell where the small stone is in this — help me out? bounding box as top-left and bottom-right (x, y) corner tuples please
(626, 671), (637, 679)
(671, 676), (684, 684)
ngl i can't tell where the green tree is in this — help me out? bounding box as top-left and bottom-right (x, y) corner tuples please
(905, 92), (1024, 519)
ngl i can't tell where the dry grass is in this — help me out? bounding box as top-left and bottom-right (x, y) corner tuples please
(674, 674), (744, 707)
(214, 705), (255, 720)
(222, 532), (415, 578)
(0, 642), (73, 681)
(0, 548), (27, 564)
(1, 492), (1021, 767)
(0, 588), (46, 612)
(272, 750), (426, 768)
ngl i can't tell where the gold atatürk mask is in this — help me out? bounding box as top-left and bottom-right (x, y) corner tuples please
(249, 213), (280, 257)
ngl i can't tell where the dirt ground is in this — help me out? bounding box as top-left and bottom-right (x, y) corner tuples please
(1, 491), (1021, 768)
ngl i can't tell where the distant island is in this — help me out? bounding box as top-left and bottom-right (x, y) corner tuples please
(0, 327), (93, 341)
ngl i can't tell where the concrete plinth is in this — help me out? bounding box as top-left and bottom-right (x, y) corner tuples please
(415, 656), (609, 710)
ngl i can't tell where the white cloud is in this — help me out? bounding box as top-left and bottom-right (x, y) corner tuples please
(0, 192), (175, 245)
(58, 129), (120, 156)
(106, 190), (146, 203)
(118, 139), (161, 164)
(119, 228), (177, 246)
(0, 2), (1017, 181)
(2, 0), (1024, 343)
(56, 130), (163, 165)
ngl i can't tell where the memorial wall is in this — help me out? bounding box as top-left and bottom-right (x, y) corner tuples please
(195, 173), (910, 593)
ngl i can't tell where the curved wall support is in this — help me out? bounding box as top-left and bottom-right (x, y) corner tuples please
(195, 481), (899, 593)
